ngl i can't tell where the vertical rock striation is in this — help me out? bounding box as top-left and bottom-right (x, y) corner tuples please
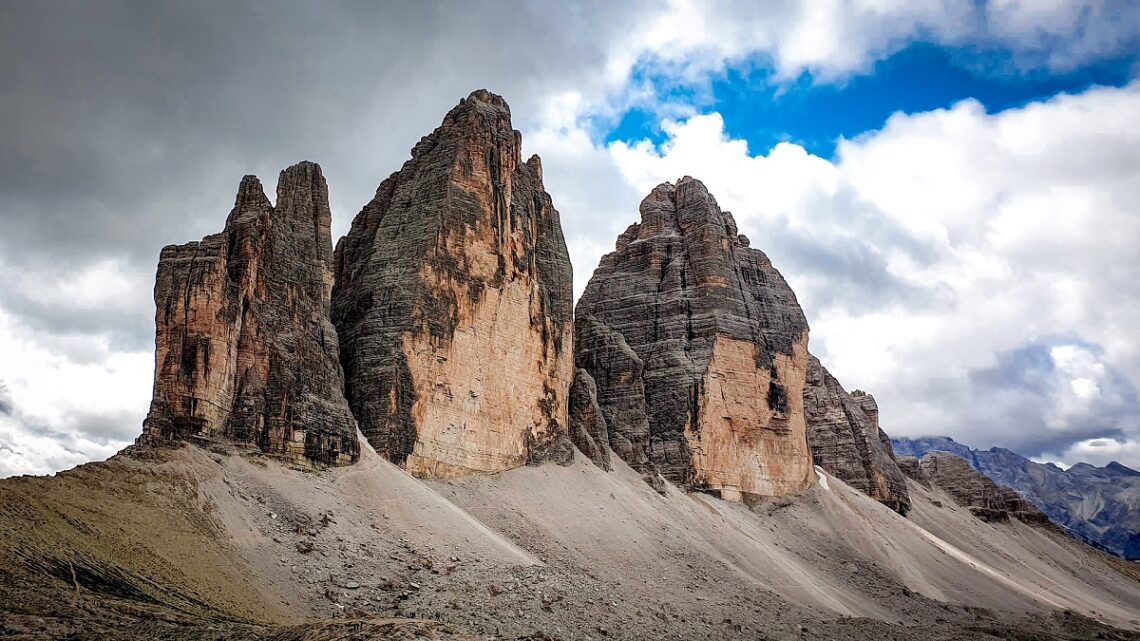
(567, 368), (613, 471)
(804, 356), (910, 513)
(331, 90), (574, 478)
(141, 162), (359, 465)
(575, 177), (813, 500)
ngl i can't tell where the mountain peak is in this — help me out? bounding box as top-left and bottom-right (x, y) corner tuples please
(463, 88), (510, 109)
(331, 89), (573, 477)
(142, 160), (358, 466)
(577, 178), (811, 500)
(1106, 461), (1140, 476)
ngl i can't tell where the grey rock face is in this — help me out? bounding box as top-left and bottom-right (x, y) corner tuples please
(918, 452), (1050, 524)
(567, 368), (613, 471)
(575, 177), (813, 500)
(894, 436), (1140, 558)
(141, 162), (359, 466)
(896, 456), (929, 487)
(332, 90), (574, 478)
(804, 356), (910, 514)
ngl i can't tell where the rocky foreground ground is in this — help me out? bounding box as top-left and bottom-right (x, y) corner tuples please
(2, 441), (1138, 641)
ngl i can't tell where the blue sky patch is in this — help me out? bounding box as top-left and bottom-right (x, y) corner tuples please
(605, 42), (1137, 159)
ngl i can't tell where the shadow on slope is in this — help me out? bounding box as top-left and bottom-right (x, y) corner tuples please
(1, 439), (1137, 640)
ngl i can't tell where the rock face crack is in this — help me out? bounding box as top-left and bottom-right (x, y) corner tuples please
(141, 162), (359, 466)
(332, 90), (574, 478)
(574, 177), (813, 500)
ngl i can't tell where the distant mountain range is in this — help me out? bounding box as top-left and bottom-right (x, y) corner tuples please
(892, 436), (1140, 559)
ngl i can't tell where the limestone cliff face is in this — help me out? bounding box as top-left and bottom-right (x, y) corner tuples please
(332, 90), (574, 478)
(804, 356), (910, 513)
(919, 452), (1050, 524)
(567, 368), (613, 471)
(896, 456), (929, 487)
(142, 162), (359, 466)
(574, 177), (813, 500)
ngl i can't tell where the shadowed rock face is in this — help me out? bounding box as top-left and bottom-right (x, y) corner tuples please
(804, 356), (910, 513)
(332, 90), (574, 478)
(141, 162), (359, 466)
(567, 368), (612, 471)
(919, 452), (1050, 524)
(574, 177), (813, 500)
(896, 456), (929, 487)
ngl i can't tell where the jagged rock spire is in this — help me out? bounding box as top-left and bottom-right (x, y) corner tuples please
(804, 356), (910, 513)
(141, 161), (358, 465)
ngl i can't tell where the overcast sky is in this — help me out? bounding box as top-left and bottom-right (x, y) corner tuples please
(2, 0), (1140, 477)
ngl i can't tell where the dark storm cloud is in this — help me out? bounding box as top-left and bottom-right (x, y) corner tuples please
(0, 0), (638, 268)
(0, 0), (645, 363)
(20, 408), (141, 446)
(0, 274), (153, 352)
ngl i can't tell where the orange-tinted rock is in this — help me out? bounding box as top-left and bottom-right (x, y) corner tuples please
(141, 162), (359, 465)
(332, 90), (574, 478)
(574, 177), (813, 499)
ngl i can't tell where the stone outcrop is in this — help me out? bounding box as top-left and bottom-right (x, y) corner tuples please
(567, 368), (612, 471)
(804, 356), (910, 513)
(574, 177), (813, 500)
(894, 436), (1140, 557)
(919, 452), (1049, 524)
(141, 162), (359, 466)
(331, 90), (574, 478)
(896, 456), (929, 487)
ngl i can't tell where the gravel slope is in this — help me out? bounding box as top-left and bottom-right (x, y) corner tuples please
(1, 439), (1137, 640)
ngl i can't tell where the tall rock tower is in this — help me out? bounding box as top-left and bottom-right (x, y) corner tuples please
(575, 177), (813, 500)
(141, 162), (359, 466)
(332, 90), (574, 478)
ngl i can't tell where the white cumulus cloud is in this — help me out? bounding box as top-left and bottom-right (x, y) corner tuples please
(602, 82), (1140, 466)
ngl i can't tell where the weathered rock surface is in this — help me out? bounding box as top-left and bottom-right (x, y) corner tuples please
(918, 452), (1049, 524)
(332, 90), (573, 478)
(804, 356), (910, 513)
(567, 368), (612, 471)
(575, 177), (813, 500)
(896, 456), (929, 487)
(141, 162), (358, 466)
(894, 436), (1140, 558)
